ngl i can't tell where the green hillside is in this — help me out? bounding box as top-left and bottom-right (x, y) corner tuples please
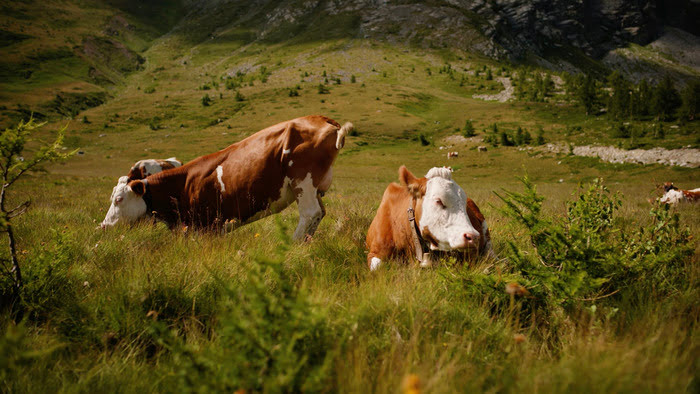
(1, 1), (699, 392)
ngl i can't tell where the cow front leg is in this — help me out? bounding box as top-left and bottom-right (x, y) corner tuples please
(292, 187), (325, 241)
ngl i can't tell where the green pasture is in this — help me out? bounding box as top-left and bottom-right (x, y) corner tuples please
(1, 7), (698, 392)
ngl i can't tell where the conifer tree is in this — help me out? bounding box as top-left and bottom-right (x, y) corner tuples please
(577, 74), (598, 115)
(607, 71), (630, 119)
(679, 80), (700, 121)
(651, 75), (681, 121)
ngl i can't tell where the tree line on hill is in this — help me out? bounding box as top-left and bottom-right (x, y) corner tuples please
(564, 72), (699, 122)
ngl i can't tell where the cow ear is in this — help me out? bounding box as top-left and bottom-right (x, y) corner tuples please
(129, 180), (146, 196)
(399, 165), (426, 198)
(399, 165), (416, 186)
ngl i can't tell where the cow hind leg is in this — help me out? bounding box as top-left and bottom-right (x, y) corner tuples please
(292, 177), (325, 241)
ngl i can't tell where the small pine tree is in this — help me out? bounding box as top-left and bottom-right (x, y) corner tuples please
(485, 68), (493, 81)
(514, 126), (524, 146)
(652, 123), (665, 139)
(235, 91), (245, 102)
(317, 84), (329, 94)
(500, 131), (514, 146)
(288, 89), (299, 97)
(536, 127), (545, 145)
(201, 94), (212, 106)
(350, 75), (356, 83)
(462, 120), (476, 137)
(419, 134), (430, 146)
(523, 129), (532, 145)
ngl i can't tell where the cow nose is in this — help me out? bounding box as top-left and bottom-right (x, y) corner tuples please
(463, 232), (480, 245)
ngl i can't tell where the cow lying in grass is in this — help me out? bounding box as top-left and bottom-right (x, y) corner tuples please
(660, 182), (700, 204)
(101, 115), (353, 241)
(366, 166), (491, 270)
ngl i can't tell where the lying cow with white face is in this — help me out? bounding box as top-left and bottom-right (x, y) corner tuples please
(101, 115), (352, 241)
(365, 166), (491, 270)
(127, 157), (182, 180)
(660, 182), (700, 204)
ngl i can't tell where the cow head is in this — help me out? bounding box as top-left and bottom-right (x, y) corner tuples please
(663, 182), (677, 193)
(101, 178), (148, 228)
(400, 166), (481, 251)
(127, 165), (147, 181)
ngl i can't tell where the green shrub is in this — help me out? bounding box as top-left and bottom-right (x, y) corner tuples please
(144, 86), (155, 94)
(201, 94), (212, 106)
(234, 91), (245, 102)
(20, 231), (82, 325)
(448, 177), (693, 334)
(418, 134), (430, 146)
(225, 78), (236, 90)
(453, 177), (693, 321)
(288, 89), (299, 97)
(611, 123), (630, 138)
(155, 220), (337, 392)
(317, 84), (329, 94)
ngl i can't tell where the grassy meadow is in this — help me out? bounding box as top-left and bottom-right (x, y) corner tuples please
(1, 13), (699, 393)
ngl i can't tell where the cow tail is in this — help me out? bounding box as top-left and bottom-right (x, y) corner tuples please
(336, 122), (353, 149)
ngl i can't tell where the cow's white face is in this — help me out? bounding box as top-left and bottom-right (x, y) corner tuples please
(660, 189), (683, 204)
(419, 167), (480, 251)
(101, 178), (147, 228)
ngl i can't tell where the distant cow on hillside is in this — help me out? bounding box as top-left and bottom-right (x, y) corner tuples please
(365, 166), (491, 270)
(101, 115), (352, 241)
(660, 182), (700, 204)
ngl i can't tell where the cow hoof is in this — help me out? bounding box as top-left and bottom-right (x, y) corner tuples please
(370, 257), (382, 271)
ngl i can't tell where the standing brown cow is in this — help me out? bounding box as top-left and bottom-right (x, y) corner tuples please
(101, 115), (352, 241)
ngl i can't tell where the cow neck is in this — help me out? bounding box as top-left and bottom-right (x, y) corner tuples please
(408, 196), (429, 263)
(142, 167), (186, 217)
(141, 178), (154, 215)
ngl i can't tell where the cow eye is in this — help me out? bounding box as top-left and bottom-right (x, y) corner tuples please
(436, 198), (445, 208)
(115, 196), (124, 204)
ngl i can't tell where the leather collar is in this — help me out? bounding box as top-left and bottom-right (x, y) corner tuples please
(407, 199), (429, 263)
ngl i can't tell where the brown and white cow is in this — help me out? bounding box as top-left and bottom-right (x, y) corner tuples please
(127, 157), (182, 181)
(660, 182), (700, 204)
(101, 115), (352, 240)
(366, 166), (491, 270)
